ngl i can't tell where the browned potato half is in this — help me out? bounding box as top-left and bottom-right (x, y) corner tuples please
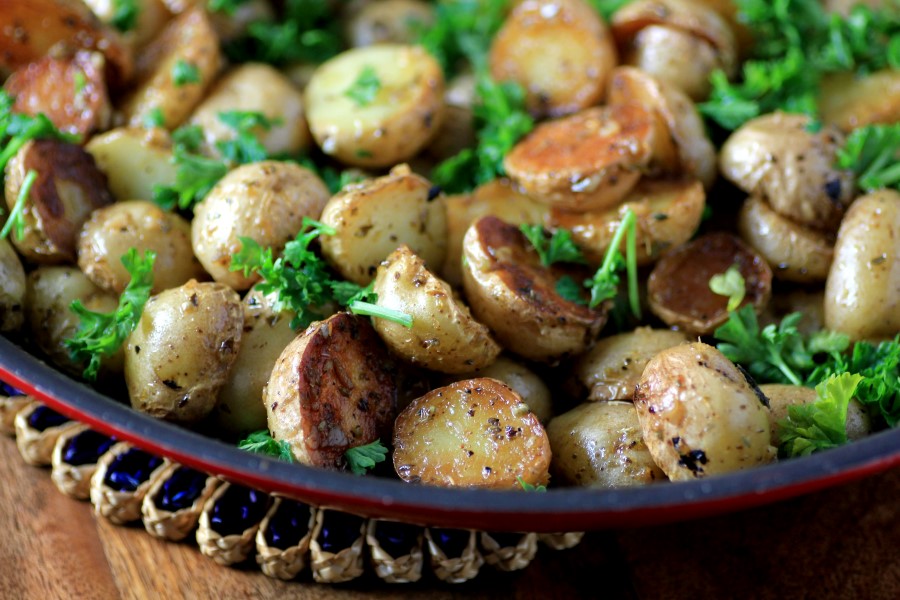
(634, 342), (775, 481)
(460, 356), (553, 423)
(189, 63), (311, 158)
(549, 178), (705, 266)
(0, 238), (26, 332)
(607, 66), (717, 188)
(85, 127), (178, 202)
(760, 384), (871, 446)
(304, 44), (445, 168)
(824, 189), (900, 341)
(0, 0), (133, 87)
(5, 139), (115, 264)
(4, 51), (111, 138)
(211, 286), (298, 436)
(719, 112), (855, 231)
(504, 104), (657, 212)
(820, 70), (900, 131)
(319, 165), (446, 285)
(647, 232), (772, 335)
(120, 9), (224, 130)
(393, 378), (551, 489)
(345, 0), (435, 47)
(547, 401), (666, 488)
(441, 179), (549, 286)
(78, 200), (206, 294)
(192, 161), (330, 291)
(372, 245), (501, 374)
(574, 327), (689, 402)
(125, 280), (243, 423)
(25, 266), (120, 376)
(83, 0), (171, 50)
(461, 215), (606, 363)
(265, 313), (398, 470)
(737, 195), (834, 283)
(489, 0), (617, 118)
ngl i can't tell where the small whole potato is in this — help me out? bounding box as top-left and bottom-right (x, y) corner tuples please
(125, 280), (244, 423)
(547, 401), (666, 488)
(760, 384), (871, 446)
(78, 200), (206, 294)
(633, 342), (776, 480)
(393, 378), (551, 489)
(0, 238), (26, 331)
(461, 356), (554, 423)
(192, 161), (330, 290)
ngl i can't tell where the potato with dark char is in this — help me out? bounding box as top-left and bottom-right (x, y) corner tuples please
(574, 327), (689, 402)
(372, 245), (501, 374)
(4, 139), (115, 264)
(760, 384), (871, 446)
(489, 0), (617, 118)
(461, 215), (607, 363)
(719, 112), (855, 231)
(125, 280), (243, 424)
(85, 127), (179, 202)
(0, 238), (26, 332)
(503, 104), (657, 212)
(547, 401), (666, 488)
(647, 232), (772, 335)
(77, 200), (206, 295)
(264, 313), (398, 470)
(4, 51), (111, 138)
(393, 378), (551, 489)
(634, 342), (775, 481)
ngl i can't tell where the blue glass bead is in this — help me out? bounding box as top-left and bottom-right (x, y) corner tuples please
(1, 382), (24, 396)
(103, 449), (164, 492)
(430, 528), (470, 558)
(317, 511), (365, 553)
(62, 430), (115, 466)
(26, 405), (70, 431)
(155, 467), (208, 512)
(373, 521), (420, 558)
(264, 500), (311, 550)
(209, 486), (269, 537)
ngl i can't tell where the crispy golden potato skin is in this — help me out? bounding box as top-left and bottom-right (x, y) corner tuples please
(265, 313), (398, 470)
(393, 378), (551, 489)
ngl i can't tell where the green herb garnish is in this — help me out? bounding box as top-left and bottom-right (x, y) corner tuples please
(238, 430), (294, 462)
(111, 0), (139, 32)
(709, 264), (746, 312)
(0, 169), (36, 241)
(344, 66), (382, 107)
(517, 476), (547, 492)
(778, 373), (863, 458)
(172, 60), (201, 87)
(344, 439), (388, 475)
(520, 225), (586, 267)
(835, 124), (900, 193)
(584, 209), (640, 318)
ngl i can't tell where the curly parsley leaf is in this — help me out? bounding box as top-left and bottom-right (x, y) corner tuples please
(344, 439), (388, 475)
(0, 169), (36, 241)
(709, 264), (746, 312)
(64, 249), (156, 381)
(344, 66), (382, 107)
(172, 60), (200, 87)
(152, 151), (228, 212)
(111, 0), (139, 32)
(215, 110), (280, 164)
(584, 209), (640, 318)
(555, 275), (588, 305)
(520, 225), (586, 266)
(517, 476), (547, 492)
(418, 0), (509, 76)
(238, 430), (294, 462)
(0, 91), (80, 171)
(835, 124), (900, 193)
(778, 373), (863, 458)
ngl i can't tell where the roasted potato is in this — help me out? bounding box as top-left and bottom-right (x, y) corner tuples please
(574, 327), (690, 402)
(0, 238), (26, 332)
(85, 127), (179, 202)
(265, 313), (398, 469)
(5, 139), (115, 264)
(393, 378), (551, 489)
(647, 232), (773, 335)
(125, 280), (243, 423)
(760, 384), (871, 446)
(461, 356), (553, 423)
(192, 161), (330, 291)
(461, 215), (606, 363)
(547, 401), (666, 488)
(83, 0), (171, 50)
(820, 69), (900, 131)
(372, 245), (501, 374)
(824, 189), (900, 341)
(189, 63), (311, 158)
(304, 44), (445, 168)
(77, 200), (205, 294)
(319, 165), (447, 285)
(503, 104), (657, 212)
(489, 0), (617, 118)
(737, 195), (834, 283)
(633, 342), (776, 481)
(719, 112), (855, 231)
(345, 0), (435, 47)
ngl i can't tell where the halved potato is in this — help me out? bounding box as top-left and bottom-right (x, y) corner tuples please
(504, 104), (657, 212)
(647, 232), (772, 335)
(461, 215), (606, 363)
(459, 356), (553, 424)
(489, 0), (617, 117)
(304, 44), (445, 168)
(820, 69), (900, 131)
(85, 127), (179, 202)
(372, 245), (501, 374)
(265, 313), (398, 470)
(393, 378), (551, 489)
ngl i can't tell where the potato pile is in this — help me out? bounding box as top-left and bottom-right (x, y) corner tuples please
(1, 0), (897, 492)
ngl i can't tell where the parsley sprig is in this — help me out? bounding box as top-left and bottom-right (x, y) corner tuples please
(585, 209), (641, 318)
(778, 373), (863, 458)
(0, 169), (37, 241)
(344, 66), (382, 107)
(111, 0), (139, 32)
(64, 249), (156, 381)
(709, 264), (746, 312)
(517, 476), (547, 492)
(172, 60), (200, 87)
(238, 430), (294, 462)
(835, 124), (900, 193)
(0, 91), (80, 172)
(344, 439), (388, 475)
(519, 225), (586, 267)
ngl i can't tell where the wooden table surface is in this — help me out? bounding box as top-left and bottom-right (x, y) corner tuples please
(1, 436), (899, 600)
